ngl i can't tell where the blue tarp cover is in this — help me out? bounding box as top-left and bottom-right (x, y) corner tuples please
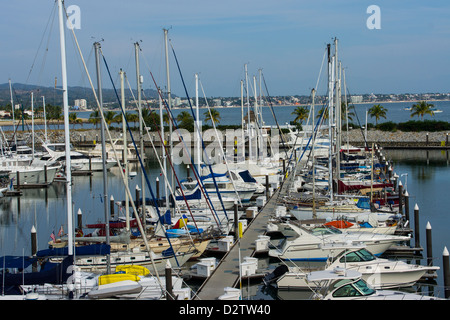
(0, 256), (37, 269)
(356, 198), (371, 209)
(36, 243), (110, 257)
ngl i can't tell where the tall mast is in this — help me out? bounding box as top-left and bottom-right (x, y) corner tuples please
(253, 75), (260, 163)
(134, 42), (146, 226)
(327, 43), (334, 202)
(195, 73), (201, 172)
(57, 0), (73, 256)
(164, 29), (174, 209)
(94, 41), (110, 274)
(31, 92), (34, 158)
(311, 88), (316, 218)
(8, 79), (16, 147)
(159, 88), (169, 211)
(42, 96), (48, 143)
(120, 69), (130, 232)
(240, 80), (245, 162)
(245, 64), (251, 161)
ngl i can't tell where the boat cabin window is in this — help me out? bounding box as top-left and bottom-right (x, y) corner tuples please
(339, 249), (375, 263)
(332, 279), (375, 298)
(311, 226), (342, 236)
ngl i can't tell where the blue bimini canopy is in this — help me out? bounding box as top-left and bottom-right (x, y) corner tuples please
(238, 170), (257, 183)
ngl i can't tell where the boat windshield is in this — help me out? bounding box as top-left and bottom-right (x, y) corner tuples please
(311, 226), (342, 236)
(339, 248), (376, 263)
(332, 279), (376, 298)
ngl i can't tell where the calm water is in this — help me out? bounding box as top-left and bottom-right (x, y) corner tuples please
(0, 106), (449, 299)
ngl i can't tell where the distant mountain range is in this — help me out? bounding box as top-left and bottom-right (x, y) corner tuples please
(0, 82), (160, 108)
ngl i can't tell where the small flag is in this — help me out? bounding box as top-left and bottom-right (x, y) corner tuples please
(57, 225), (64, 237)
(50, 231), (56, 242)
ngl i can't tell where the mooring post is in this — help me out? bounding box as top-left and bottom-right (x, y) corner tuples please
(165, 261), (174, 300)
(443, 247), (450, 299)
(156, 177), (160, 201)
(403, 190), (410, 224)
(110, 195), (115, 220)
(135, 185), (141, 209)
(414, 204), (421, 250)
(77, 208), (83, 230)
(31, 226), (37, 272)
(234, 201), (239, 240)
(426, 222), (433, 266)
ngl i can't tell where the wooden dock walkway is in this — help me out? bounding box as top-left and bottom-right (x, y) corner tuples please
(194, 173), (291, 300)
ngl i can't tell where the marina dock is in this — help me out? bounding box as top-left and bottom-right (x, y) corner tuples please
(194, 172), (291, 300)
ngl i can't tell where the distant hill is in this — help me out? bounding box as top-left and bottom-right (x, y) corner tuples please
(0, 82), (160, 108)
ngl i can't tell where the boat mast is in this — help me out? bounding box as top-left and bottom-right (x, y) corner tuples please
(253, 75), (259, 164)
(311, 88), (317, 219)
(42, 96), (48, 143)
(135, 42), (146, 228)
(159, 88), (169, 211)
(8, 79), (16, 147)
(195, 73), (201, 173)
(240, 80), (245, 162)
(164, 28), (174, 212)
(334, 38), (341, 194)
(31, 92), (34, 158)
(120, 69), (130, 232)
(94, 41), (111, 274)
(327, 43), (334, 202)
(57, 0), (73, 257)
(245, 64), (252, 161)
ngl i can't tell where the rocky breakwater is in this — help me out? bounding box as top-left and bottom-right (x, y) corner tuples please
(343, 129), (450, 148)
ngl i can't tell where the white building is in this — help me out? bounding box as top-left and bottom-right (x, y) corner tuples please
(74, 99), (87, 109)
(351, 95), (363, 104)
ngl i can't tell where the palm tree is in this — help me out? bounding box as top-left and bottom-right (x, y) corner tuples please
(176, 111), (194, 131)
(89, 110), (101, 129)
(126, 112), (139, 128)
(69, 112), (83, 129)
(104, 111), (117, 127)
(341, 102), (356, 123)
(291, 106), (309, 125)
(410, 101), (434, 120)
(368, 104), (387, 126)
(162, 112), (170, 126)
(204, 108), (221, 125)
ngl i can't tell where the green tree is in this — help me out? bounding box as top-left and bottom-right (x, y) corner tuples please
(368, 104), (387, 125)
(69, 112), (83, 129)
(126, 112), (139, 128)
(89, 110), (101, 129)
(410, 101), (434, 120)
(176, 111), (194, 131)
(104, 111), (117, 127)
(204, 108), (221, 125)
(291, 106), (309, 125)
(341, 102), (356, 123)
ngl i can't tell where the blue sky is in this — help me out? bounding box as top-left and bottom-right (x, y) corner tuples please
(1, 0), (450, 97)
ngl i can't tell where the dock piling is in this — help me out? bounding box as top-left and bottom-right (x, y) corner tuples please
(414, 204), (420, 250)
(426, 222), (433, 266)
(443, 247), (450, 299)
